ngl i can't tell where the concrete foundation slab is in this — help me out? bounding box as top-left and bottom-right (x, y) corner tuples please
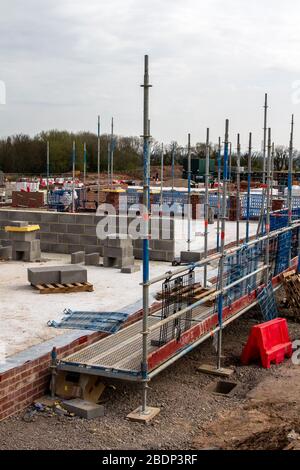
(197, 364), (235, 377)
(62, 399), (105, 419)
(127, 406), (161, 423)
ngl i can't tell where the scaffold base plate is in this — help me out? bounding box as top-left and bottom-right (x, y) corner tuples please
(127, 406), (160, 423)
(197, 364), (235, 377)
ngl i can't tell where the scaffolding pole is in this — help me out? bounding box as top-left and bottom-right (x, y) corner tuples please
(171, 144), (175, 205)
(246, 132), (252, 243)
(265, 128), (272, 283)
(110, 118), (114, 185)
(236, 133), (241, 245)
(46, 141), (50, 206)
(204, 128), (210, 287)
(141, 54), (151, 415)
(217, 137), (221, 252)
(288, 115), (294, 265)
(187, 133), (192, 252)
(217, 119), (229, 370)
(72, 140), (76, 213)
(83, 142), (87, 186)
(97, 116), (100, 206)
(160, 144), (164, 211)
(262, 93), (268, 184)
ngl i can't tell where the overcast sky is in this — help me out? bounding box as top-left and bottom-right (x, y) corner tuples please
(0, 0), (300, 150)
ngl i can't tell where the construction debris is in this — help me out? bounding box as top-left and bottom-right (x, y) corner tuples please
(281, 270), (300, 321)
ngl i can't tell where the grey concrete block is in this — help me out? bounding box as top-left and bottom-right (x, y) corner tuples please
(180, 251), (201, 263)
(9, 231), (38, 242)
(40, 233), (58, 243)
(102, 246), (133, 258)
(103, 257), (118, 268)
(75, 214), (95, 225)
(71, 251), (85, 264)
(28, 267), (60, 285)
(153, 239), (175, 251)
(0, 211), (10, 221)
(85, 252), (100, 266)
(84, 225), (97, 236)
(85, 245), (102, 256)
(59, 265), (87, 284)
(22, 249), (41, 262)
(0, 245), (12, 260)
(67, 224), (85, 234)
(9, 220), (29, 227)
(79, 235), (99, 246)
(121, 265), (140, 274)
(58, 233), (81, 245)
(116, 256), (135, 269)
(50, 223), (67, 234)
(28, 265), (87, 284)
(41, 213), (59, 223)
(12, 239), (40, 252)
(63, 399), (104, 419)
(104, 236), (133, 248)
(58, 213), (74, 224)
(68, 244), (83, 254)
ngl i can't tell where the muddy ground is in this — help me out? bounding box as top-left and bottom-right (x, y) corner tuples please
(0, 308), (300, 450)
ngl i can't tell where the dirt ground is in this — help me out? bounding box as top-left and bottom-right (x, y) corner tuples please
(0, 309), (300, 450)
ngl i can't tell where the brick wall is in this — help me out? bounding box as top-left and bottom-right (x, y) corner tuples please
(0, 210), (175, 262)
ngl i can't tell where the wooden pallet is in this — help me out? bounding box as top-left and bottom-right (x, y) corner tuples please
(32, 282), (94, 294)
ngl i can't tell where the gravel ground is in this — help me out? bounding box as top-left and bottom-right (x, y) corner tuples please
(1, 308), (300, 450)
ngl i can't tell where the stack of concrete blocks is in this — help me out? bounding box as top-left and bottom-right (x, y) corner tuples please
(7, 221), (41, 262)
(28, 265), (87, 286)
(103, 236), (139, 272)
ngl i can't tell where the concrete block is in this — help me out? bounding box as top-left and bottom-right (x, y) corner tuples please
(59, 265), (87, 284)
(58, 233), (81, 245)
(104, 237), (133, 248)
(103, 257), (118, 268)
(102, 246), (133, 258)
(79, 235), (99, 246)
(28, 265), (87, 284)
(22, 249), (41, 262)
(63, 399), (104, 419)
(9, 231), (37, 242)
(12, 239), (40, 252)
(75, 214), (95, 225)
(121, 265), (140, 274)
(85, 252), (100, 266)
(58, 213), (74, 224)
(71, 251), (85, 264)
(116, 256), (135, 269)
(9, 220), (29, 227)
(40, 233), (58, 243)
(180, 251), (201, 263)
(28, 267), (60, 285)
(153, 239), (175, 251)
(41, 213), (59, 223)
(67, 224), (85, 234)
(84, 225), (97, 236)
(127, 406), (160, 423)
(0, 245), (12, 260)
(149, 250), (174, 262)
(50, 223), (67, 234)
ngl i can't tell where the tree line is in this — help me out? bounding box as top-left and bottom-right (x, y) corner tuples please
(0, 129), (299, 175)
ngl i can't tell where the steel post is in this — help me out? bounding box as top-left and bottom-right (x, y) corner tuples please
(236, 133), (241, 245)
(141, 55), (151, 414)
(187, 134), (192, 252)
(97, 116), (100, 206)
(246, 133), (252, 243)
(204, 128), (210, 287)
(265, 128), (272, 283)
(216, 137), (221, 252)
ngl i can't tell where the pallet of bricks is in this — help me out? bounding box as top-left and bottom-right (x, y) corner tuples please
(281, 270), (300, 321)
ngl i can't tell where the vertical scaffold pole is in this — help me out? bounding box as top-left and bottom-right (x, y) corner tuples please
(72, 140), (76, 213)
(229, 142), (232, 182)
(265, 128), (272, 283)
(83, 142), (87, 186)
(107, 141), (110, 187)
(110, 118), (114, 186)
(271, 142), (275, 203)
(236, 134), (241, 245)
(262, 93), (268, 184)
(216, 137), (221, 252)
(246, 133), (252, 243)
(204, 128), (210, 287)
(97, 116), (100, 206)
(160, 144), (164, 211)
(141, 55), (151, 414)
(171, 145), (175, 205)
(187, 134), (192, 252)
(46, 141), (50, 206)
(288, 115), (294, 265)
(217, 119), (229, 370)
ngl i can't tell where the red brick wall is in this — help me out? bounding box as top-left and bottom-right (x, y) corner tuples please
(12, 191), (44, 209)
(0, 303), (160, 422)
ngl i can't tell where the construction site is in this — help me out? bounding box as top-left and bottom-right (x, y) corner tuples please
(1, 2), (300, 455)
